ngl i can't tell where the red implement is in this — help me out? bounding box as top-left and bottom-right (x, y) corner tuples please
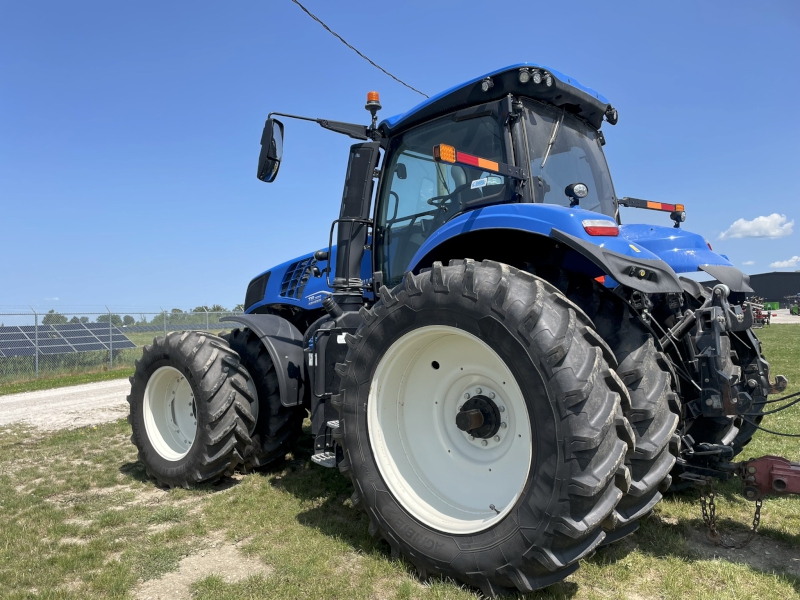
(740, 456), (800, 500)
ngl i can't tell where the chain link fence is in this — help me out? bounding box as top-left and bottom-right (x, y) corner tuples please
(0, 309), (243, 385)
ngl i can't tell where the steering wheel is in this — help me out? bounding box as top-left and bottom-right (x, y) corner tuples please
(426, 182), (475, 209)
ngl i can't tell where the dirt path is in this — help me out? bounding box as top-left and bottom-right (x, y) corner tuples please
(0, 378), (131, 431)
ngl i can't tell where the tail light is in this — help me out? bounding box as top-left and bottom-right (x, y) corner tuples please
(582, 219), (619, 236)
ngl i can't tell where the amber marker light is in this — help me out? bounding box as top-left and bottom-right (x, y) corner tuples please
(433, 144), (457, 163)
(367, 91), (380, 104)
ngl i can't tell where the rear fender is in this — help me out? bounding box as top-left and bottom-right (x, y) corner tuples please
(407, 204), (683, 293)
(221, 314), (305, 407)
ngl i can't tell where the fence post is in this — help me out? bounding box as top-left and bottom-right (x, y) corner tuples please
(32, 309), (39, 378)
(205, 308), (209, 332)
(163, 311), (167, 338)
(107, 307), (113, 369)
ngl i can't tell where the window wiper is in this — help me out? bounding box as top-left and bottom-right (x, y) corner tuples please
(540, 110), (564, 168)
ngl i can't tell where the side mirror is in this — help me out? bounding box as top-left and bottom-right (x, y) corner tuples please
(257, 118), (284, 183)
(395, 163), (407, 180)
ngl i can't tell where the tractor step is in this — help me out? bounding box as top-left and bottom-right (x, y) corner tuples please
(311, 452), (336, 468)
(326, 420), (340, 430)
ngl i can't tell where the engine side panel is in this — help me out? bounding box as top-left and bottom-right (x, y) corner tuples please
(244, 247), (374, 313)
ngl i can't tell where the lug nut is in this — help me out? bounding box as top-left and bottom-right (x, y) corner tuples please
(500, 422), (507, 429)
(481, 440), (488, 446)
(494, 436), (500, 442)
(469, 435), (475, 441)
(476, 387), (482, 394)
(489, 392), (496, 399)
(464, 393), (470, 399)
(499, 406), (505, 412)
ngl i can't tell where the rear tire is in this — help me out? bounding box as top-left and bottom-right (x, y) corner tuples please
(128, 331), (254, 488)
(334, 260), (631, 596)
(225, 328), (304, 469)
(566, 278), (679, 540)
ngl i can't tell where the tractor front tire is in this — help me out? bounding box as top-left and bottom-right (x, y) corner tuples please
(334, 260), (633, 596)
(128, 331), (254, 488)
(225, 328), (304, 469)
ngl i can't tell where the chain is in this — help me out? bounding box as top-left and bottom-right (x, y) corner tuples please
(700, 483), (763, 549)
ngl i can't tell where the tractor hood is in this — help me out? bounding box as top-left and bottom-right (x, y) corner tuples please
(620, 224), (727, 271)
(619, 224), (753, 292)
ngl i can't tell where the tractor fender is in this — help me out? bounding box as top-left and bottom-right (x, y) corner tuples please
(406, 204), (684, 294)
(697, 264), (754, 293)
(550, 229), (684, 293)
(220, 314), (305, 407)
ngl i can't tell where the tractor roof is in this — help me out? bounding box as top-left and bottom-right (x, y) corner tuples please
(379, 63), (613, 136)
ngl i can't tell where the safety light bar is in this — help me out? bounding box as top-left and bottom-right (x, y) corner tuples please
(432, 144), (526, 180)
(582, 219), (619, 236)
(618, 197), (684, 213)
(618, 197), (687, 228)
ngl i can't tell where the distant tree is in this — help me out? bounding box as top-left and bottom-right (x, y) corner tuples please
(80, 316), (89, 323)
(209, 304), (227, 313)
(171, 308), (183, 314)
(42, 309), (68, 325)
(233, 303), (244, 312)
(192, 306), (210, 313)
(123, 315), (135, 326)
(96, 313), (123, 327)
(69, 316), (81, 324)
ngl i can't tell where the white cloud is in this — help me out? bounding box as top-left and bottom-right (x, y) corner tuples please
(742, 260), (755, 266)
(770, 256), (800, 269)
(44, 297), (59, 301)
(718, 213), (794, 240)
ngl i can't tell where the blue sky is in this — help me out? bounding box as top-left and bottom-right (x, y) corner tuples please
(1, 0), (798, 310)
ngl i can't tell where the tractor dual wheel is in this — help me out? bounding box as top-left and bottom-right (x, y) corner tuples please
(128, 331), (255, 488)
(333, 260), (634, 596)
(224, 328), (304, 470)
(565, 277), (680, 540)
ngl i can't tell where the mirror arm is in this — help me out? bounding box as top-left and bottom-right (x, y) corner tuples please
(268, 112), (379, 141)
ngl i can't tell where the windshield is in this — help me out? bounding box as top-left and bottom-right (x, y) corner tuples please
(523, 99), (616, 216)
(375, 114), (509, 286)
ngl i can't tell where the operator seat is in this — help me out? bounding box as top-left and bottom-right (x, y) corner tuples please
(449, 165), (483, 212)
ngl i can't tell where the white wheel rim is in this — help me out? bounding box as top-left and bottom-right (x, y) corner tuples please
(143, 366), (197, 461)
(368, 325), (532, 534)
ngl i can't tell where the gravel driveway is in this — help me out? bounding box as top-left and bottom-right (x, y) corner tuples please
(0, 378), (131, 431)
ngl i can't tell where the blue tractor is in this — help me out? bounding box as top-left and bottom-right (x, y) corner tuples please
(128, 65), (785, 595)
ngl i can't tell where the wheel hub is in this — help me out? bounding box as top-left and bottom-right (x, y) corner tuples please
(456, 393), (502, 439)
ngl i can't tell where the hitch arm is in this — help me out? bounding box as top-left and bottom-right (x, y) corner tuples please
(740, 456), (800, 500)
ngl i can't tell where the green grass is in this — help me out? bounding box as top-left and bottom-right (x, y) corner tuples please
(0, 326), (798, 598)
(0, 368), (134, 397)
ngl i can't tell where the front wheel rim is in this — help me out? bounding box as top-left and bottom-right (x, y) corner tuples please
(143, 366), (197, 461)
(368, 325), (532, 535)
